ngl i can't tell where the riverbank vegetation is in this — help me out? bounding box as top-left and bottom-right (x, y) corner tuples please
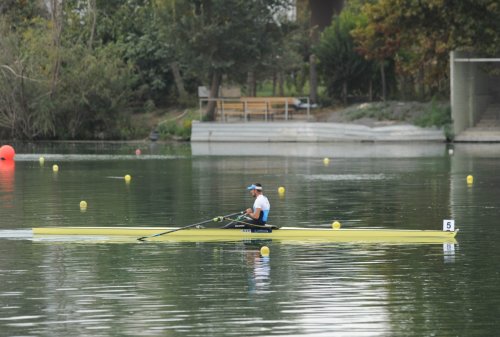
(0, 0), (498, 140)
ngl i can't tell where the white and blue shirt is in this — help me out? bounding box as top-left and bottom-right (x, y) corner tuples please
(253, 194), (270, 222)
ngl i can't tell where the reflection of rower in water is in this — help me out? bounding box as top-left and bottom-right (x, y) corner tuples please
(224, 183), (271, 229)
(246, 249), (271, 295)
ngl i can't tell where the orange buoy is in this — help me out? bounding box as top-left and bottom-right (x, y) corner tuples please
(0, 145), (15, 161)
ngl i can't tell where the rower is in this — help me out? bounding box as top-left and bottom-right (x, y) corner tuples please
(224, 183), (272, 229)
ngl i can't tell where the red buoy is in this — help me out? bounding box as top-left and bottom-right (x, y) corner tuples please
(0, 145), (15, 161)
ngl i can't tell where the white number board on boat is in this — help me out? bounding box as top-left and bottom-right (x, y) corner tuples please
(443, 219), (455, 232)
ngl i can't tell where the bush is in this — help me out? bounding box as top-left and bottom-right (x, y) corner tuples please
(413, 99), (451, 128)
(413, 99), (453, 141)
(155, 109), (199, 140)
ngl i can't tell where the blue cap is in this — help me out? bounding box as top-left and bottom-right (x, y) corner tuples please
(247, 184), (262, 191)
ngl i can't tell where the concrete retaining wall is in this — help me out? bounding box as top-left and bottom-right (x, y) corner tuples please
(191, 121), (445, 142)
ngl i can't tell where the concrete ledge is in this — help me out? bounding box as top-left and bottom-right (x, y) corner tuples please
(455, 131), (500, 142)
(191, 121), (445, 142)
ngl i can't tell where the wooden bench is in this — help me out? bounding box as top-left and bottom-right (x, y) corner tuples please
(216, 101), (244, 121)
(215, 97), (303, 121)
(244, 101), (273, 120)
(242, 97), (298, 119)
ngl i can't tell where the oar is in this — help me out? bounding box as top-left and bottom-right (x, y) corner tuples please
(137, 211), (243, 241)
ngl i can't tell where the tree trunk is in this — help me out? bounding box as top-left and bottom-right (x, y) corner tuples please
(342, 81), (347, 105)
(418, 65), (425, 100)
(369, 79), (373, 101)
(309, 54), (318, 103)
(170, 62), (188, 102)
(278, 72), (285, 96)
(50, 0), (63, 97)
(380, 61), (386, 101)
(206, 71), (221, 121)
(88, 0), (97, 50)
(272, 72), (277, 96)
(297, 68), (306, 96)
(247, 71), (256, 97)
(401, 76), (409, 100)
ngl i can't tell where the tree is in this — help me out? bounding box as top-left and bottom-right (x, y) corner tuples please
(0, 2), (134, 140)
(350, 1), (398, 101)
(315, 10), (373, 104)
(53, 43), (133, 139)
(0, 19), (57, 139)
(352, 0), (500, 99)
(166, 0), (292, 120)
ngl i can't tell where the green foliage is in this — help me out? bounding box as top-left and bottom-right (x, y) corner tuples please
(64, 0), (178, 107)
(53, 43), (134, 139)
(352, 0), (500, 98)
(0, 14), (134, 140)
(413, 99), (453, 141)
(166, 0), (293, 82)
(414, 99), (452, 128)
(0, 21), (56, 139)
(315, 10), (374, 103)
(158, 119), (192, 141)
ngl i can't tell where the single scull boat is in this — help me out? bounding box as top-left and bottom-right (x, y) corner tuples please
(32, 226), (458, 243)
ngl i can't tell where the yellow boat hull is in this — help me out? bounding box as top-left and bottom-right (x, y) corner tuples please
(32, 227), (458, 244)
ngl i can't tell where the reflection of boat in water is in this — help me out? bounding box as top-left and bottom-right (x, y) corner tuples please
(32, 226), (458, 244)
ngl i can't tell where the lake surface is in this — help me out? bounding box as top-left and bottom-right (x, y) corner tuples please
(1, 141), (499, 336)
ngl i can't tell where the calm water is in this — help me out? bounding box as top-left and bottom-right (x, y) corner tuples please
(0, 141), (499, 336)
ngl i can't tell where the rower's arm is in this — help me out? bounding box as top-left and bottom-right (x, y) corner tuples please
(246, 207), (261, 220)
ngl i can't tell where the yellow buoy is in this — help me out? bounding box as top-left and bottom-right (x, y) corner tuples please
(332, 221), (341, 230)
(52, 164), (59, 172)
(124, 174), (131, 182)
(79, 200), (88, 209)
(278, 186), (285, 194)
(39, 157), (45, 165)
(467, 175), (473, 185)
(260, 246), (270, 257)
(323, 157), (330, 166)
